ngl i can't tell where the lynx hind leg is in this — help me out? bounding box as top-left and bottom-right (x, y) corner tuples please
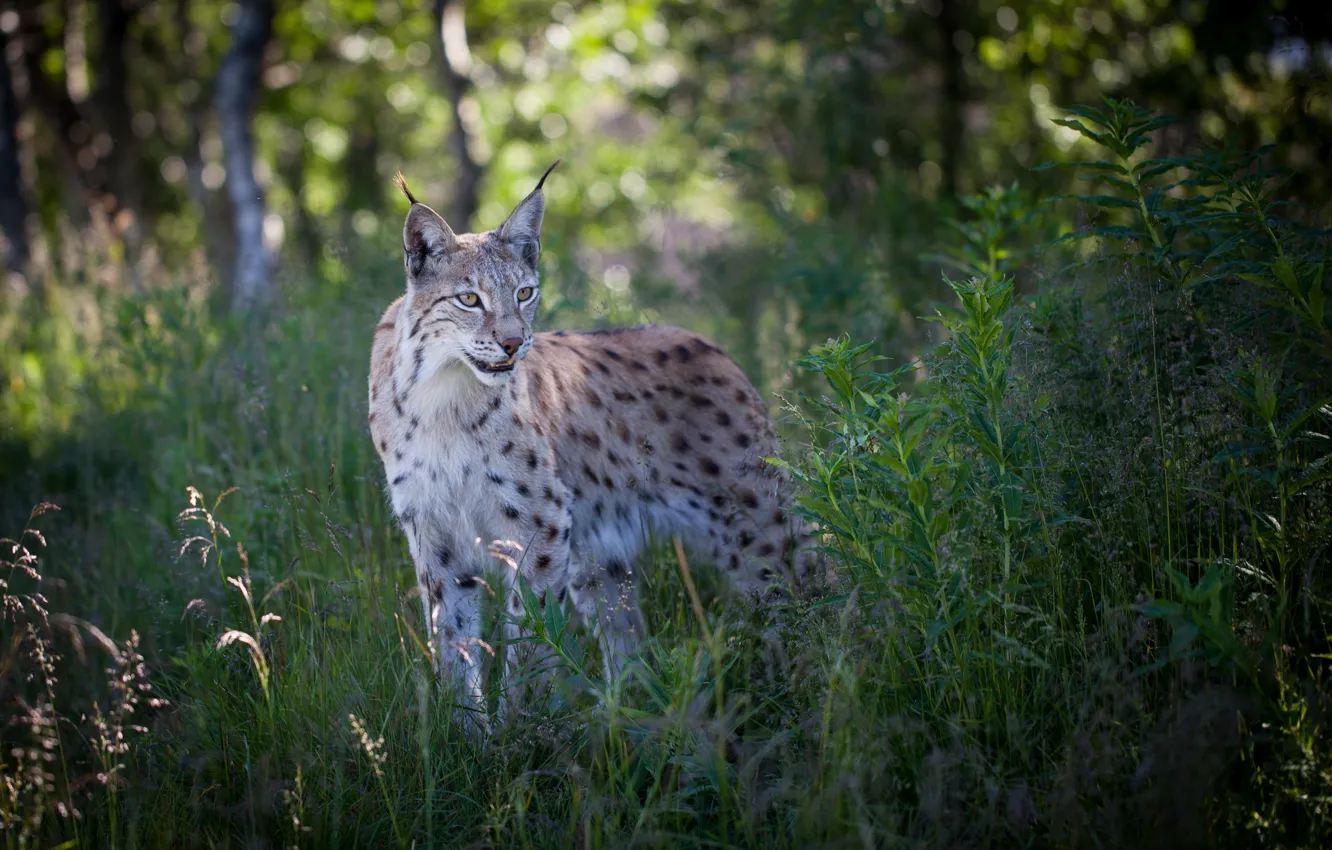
(567, 556), (646, 683)
(715, 483), (810, 603)
(790, 519), (830, 592)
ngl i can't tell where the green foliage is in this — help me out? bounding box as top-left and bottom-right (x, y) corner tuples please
(788, 101), (1332, 847)
(1041, 98), (1331, 360)
(5, 55), (1332, 850)
(21, 0), (1331, 396)
(931, 184), (1037, 282)
(1035, 104), (1331, 697)
(1135, 561), (1245, 674)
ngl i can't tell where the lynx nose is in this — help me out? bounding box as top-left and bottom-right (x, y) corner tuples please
(499, 337), (523, 357)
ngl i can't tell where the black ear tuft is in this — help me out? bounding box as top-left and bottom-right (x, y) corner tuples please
(393, 172), (419, 205)
(533, 159), (560, 192)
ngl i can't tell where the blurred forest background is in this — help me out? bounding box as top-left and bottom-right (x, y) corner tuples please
(2, 0), (1332, 847)
(2, 0), (1330, 397)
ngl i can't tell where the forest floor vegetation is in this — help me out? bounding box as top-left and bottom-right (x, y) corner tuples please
(2, 102), (1330, 848)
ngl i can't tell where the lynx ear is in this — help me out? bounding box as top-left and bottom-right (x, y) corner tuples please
(497, 160), (559, 270)
(395, 173), (457, 279)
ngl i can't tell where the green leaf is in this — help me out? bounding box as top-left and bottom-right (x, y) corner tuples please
(1002, 472), (1024, 522)
(1062, 103), (1115, 124)
(1034, 160), (1128, 174)
(1271, 257), (1299, 294)
(544, 590), (566, 641)
(1050, 118), (1116, 151)
(1134, 160), (1182, 181)
(1169, 621), (1200, 658)
(1135, 600), (1183, 620)
(1062, 194), (1141, 210)
(521, 582), (545, 635)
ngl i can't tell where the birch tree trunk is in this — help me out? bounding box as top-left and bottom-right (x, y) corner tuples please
(434, 0), (481, 230)
(215, 0), (275, 313)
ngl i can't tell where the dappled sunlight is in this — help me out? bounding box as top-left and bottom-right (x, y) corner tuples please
(1, 0), (1330, 847)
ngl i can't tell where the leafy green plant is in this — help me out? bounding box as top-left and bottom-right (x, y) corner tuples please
(1186, 144), (1331, 358)
(930, 274), (1030, 583)
(785, 184), (1068, 731)
(929, 183), (1035, 283)
(1041, 97), (1330, 356)
(1035, 99), (1332, 846)
(1218, 359), (1329, 597)
(778, 338), (954, 582)
(1134, 560), (1246, 675)
(1044, 99), (1330, 632)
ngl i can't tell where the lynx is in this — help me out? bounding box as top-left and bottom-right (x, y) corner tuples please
(369, 164), (807, 724)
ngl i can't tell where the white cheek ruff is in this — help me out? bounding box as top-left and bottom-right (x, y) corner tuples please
(471, 368), (514, 388)
(413, 361), (487, 411)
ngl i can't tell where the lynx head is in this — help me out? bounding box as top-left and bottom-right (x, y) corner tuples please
(394, 162), (558, 388)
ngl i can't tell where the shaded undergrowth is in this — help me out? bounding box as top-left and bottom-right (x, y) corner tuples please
(1, 101), (1330, 848)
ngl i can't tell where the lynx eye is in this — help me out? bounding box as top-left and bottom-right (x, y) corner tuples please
(456, 292), (480, 308)
(516, 286), (535, 302)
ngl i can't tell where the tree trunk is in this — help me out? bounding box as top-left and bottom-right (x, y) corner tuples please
(12, 9), (99, 230)
(934, 1), (966, 199)
(0, 28), (30, 273)
(11, 0), (146, 278)
(215, 0), (274, 313)
(95, 0), (144, 278)
(433, 0), (481, 229)
(175, 0), (233, 288)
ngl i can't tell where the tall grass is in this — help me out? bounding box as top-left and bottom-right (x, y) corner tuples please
(1, 101), (1329, 848)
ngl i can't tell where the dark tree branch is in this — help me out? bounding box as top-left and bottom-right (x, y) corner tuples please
(215, 0), (274, 313)
(434, 0), (481, 229)
(0, 28), (30, 272)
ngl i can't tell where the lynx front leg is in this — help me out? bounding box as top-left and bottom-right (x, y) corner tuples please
(426, 577), (488, 726)
(409, 530), (492, 734)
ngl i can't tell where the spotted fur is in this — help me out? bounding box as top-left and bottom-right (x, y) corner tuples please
(369, 167), (809, 723)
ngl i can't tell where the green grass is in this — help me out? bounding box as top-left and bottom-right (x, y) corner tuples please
(2, 102), (1331, 848)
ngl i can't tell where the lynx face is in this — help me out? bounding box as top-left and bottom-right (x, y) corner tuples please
(396, 167), (551, 388)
